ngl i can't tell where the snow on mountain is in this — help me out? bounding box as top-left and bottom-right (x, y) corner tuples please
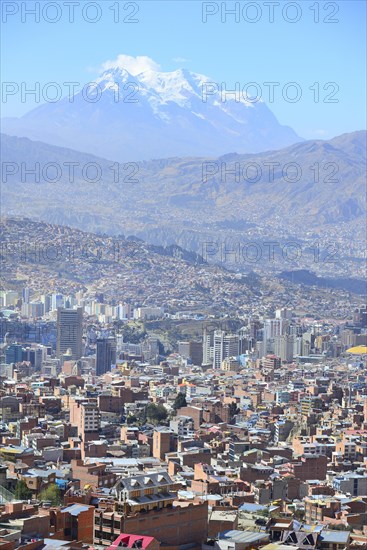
(96, 66), (255, 112)
(1, 62), (302, 161)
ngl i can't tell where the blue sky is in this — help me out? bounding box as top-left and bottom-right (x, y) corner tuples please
(1, 0), (366, 139)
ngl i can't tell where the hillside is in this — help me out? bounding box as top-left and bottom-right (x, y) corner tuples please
(0, 218), (363, 319)
(1, 131), (366, 278)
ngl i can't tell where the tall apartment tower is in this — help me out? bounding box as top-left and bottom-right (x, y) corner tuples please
(52, 293), (64, 311)
(274, 334), (295, 362)
(56, 307), (83, 360)
(213, 330), (239, 369)
(178, 341), (203, 365)
(5, 344), (23, 365)
(70, 398), (101, 442)
(79, 402), (101, 442)
(202, 329), (214, 365)
(22, 287), (30, 304)
(96, 337), (117, 376)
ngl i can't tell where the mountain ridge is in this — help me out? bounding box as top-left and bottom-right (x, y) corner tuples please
(1, 130), (365, 279)
(1, 64), (302, 161)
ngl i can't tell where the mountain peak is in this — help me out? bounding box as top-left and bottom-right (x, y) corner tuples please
(1, 56), (303, 161)
(98, 66), (135, 84)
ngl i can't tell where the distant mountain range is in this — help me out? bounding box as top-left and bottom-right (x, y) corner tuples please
(1, 131), (366, 277)
(1, 65), (301, 160)
(278, 270), (367, 296)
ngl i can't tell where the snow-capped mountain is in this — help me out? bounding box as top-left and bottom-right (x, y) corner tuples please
(2, 64), (302, 161)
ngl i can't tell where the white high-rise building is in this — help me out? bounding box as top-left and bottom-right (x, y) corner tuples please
(294, 336), (303, 357)
(274, 335), (295, 362)
(115, 303), (131, 320)
(263, 318), (287, 340)
(202, 330), (214, 365)
(213, 330), (239, 370)
(41, 294), (52, 314)
(263, 318), (290, 355)
(133, 307), (164, 320)
(22, 287), (30, 304)
(51, 293), (64, 311)
(0, 290), (19, 307)
(275, 307), (293, 320)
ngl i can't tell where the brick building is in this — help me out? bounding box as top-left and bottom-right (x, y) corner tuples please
(152, 429), (177, 461)
(51, 503), (95, 543)
(288, 454), (328, 481)
(95, 501), (208, 549)
(70, 460), (116, 491)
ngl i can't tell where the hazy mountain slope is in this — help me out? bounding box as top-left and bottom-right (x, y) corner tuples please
(1, 131), (365, 280)
(1, 130), (365, 226)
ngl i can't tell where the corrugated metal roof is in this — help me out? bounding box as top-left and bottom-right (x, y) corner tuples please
(320, 530), (350, 543)
(262, 544), (298, 550)
(239, 503), (267, 512)
(219, 530), (269, 543)
(61, 504), (90, 516)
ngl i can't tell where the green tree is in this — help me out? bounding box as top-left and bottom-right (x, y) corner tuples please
(293, 509), (305, 521)
(127, 414), (138, 425)
(138, 407), (148, 425)
(146, 403), (168, 424)
(257, 508), (270, 517)
(39, 484), (62, 506)
(14, 479), (32, 500)
(114, 322), (147, 344)
(328, 524), (352, 531)
(173, 392), (187, 411)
